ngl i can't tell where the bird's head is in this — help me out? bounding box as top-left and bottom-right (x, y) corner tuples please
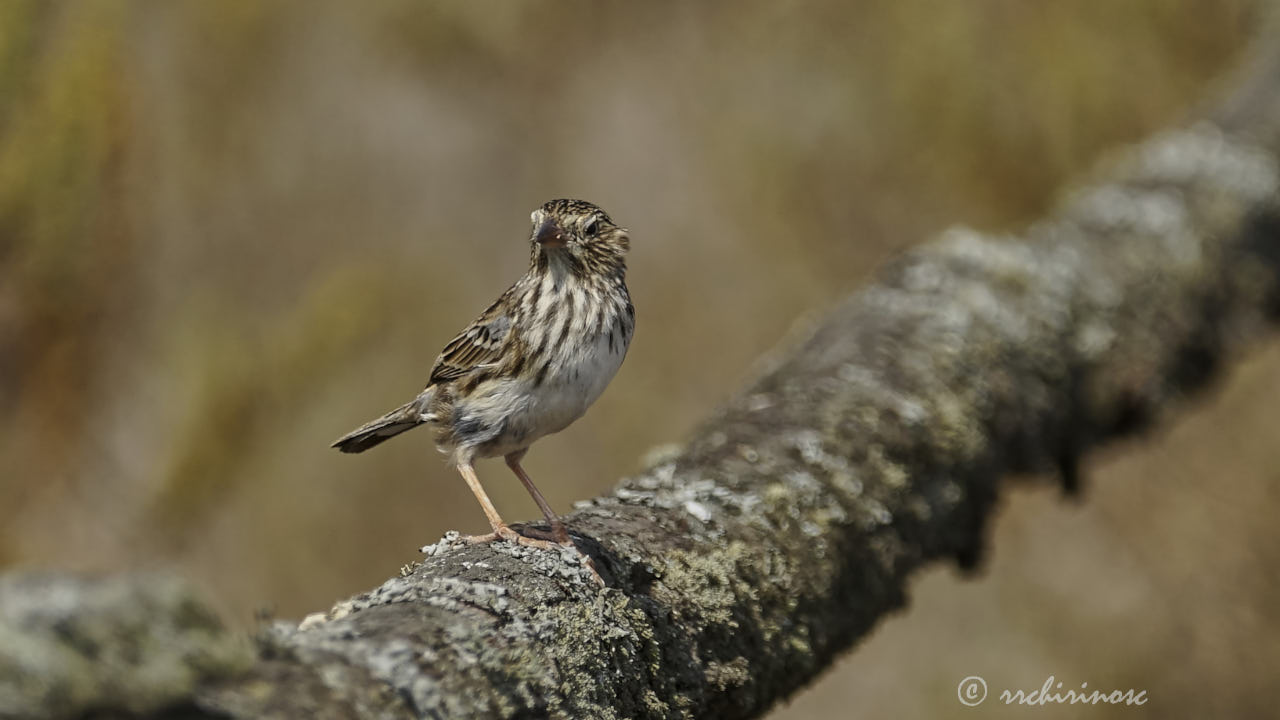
(529, 199), (629, 277)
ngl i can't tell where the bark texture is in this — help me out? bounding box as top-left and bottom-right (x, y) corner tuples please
(7, 28), (1280, 720)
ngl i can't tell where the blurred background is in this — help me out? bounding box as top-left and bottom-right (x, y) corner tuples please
(1, 0), (1275, 717)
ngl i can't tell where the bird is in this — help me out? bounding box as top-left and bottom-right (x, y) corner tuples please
(332, 199), (634, 550)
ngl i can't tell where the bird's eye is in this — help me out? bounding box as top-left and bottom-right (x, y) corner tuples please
(584, 219), (599, 237)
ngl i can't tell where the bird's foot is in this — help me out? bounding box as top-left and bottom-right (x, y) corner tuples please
(462, 524), (559, 550)
(509, 521), (572, 545)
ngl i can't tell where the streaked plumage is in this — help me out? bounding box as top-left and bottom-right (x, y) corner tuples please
(332, 199), (633, 550)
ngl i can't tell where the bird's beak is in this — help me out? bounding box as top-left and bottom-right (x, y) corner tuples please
(534, 218), (567, 249)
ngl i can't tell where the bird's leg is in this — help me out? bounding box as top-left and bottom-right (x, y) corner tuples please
(505, 451), (571, 544)
(456, 458), (600, 584)
(505, 452), (603, 585)
(457, 461), (557, 549)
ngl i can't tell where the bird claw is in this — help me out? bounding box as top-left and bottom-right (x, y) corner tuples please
(462, 525), (559, 550)
(509, 522), (572, 545)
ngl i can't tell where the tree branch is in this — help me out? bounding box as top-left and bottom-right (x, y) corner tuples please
(7, 28), (1280, 720)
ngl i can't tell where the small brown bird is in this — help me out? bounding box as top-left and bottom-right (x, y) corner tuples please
(332, 199), (634, 549)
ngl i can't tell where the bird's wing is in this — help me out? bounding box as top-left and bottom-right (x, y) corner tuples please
(427, 295), (514, 385)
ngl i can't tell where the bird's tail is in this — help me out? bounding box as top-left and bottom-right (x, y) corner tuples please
(331, 400), (425, 453)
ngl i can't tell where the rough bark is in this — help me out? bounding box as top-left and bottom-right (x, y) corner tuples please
(7, 28), (1280, 720)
